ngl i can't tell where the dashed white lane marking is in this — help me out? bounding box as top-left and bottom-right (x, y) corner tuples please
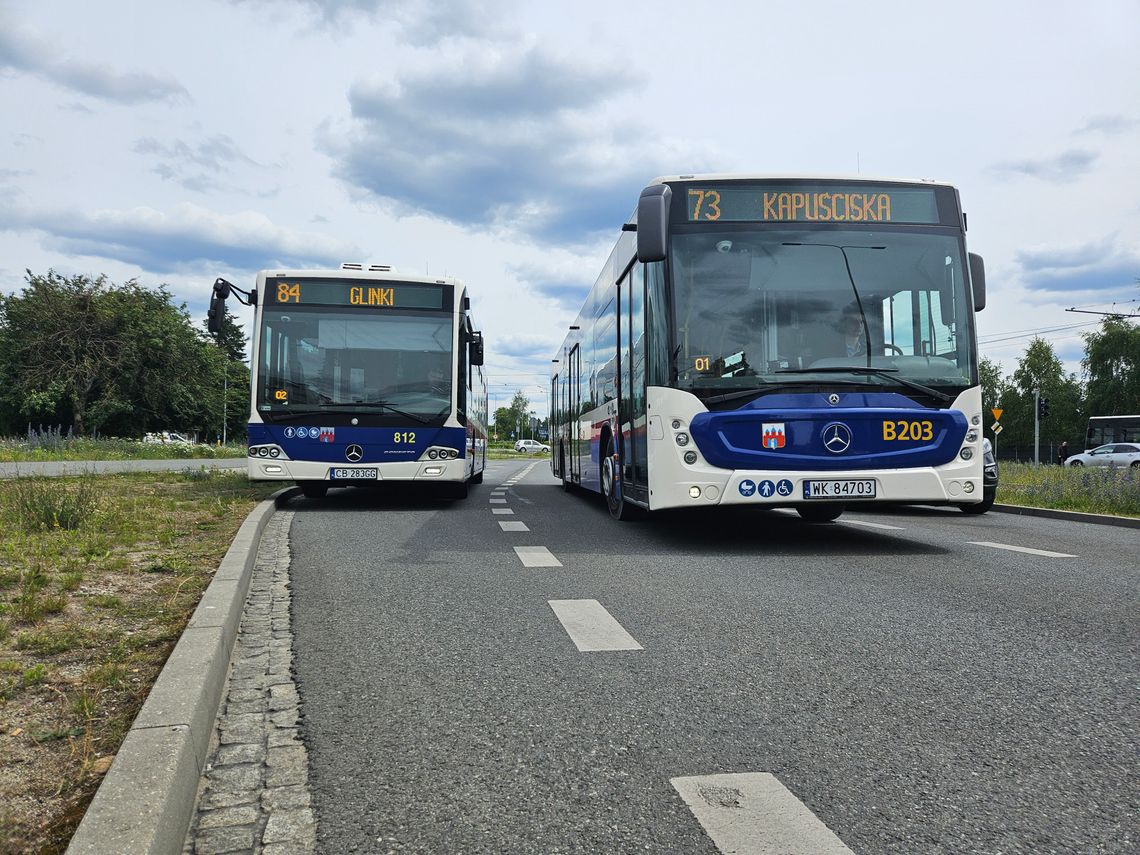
(968, 541), (1077, 558)
(513, 546), (561, 567)
(491, 508), (514, 515)
(843, 519), (905, 530)
(548, 599), (643, 652)
(498, 521), (529, 532)
(671, 772), (853, 855)
(490, 498), (507, 504)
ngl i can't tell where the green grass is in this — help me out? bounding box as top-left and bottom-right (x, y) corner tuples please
(0, 436), (246, 462)
(997, 462), (1140, 517)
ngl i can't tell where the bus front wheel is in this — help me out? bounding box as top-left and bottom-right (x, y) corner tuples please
(298, 481), (327, 499)
(602, 439), (641, 521)
(797, 503), (843, 523)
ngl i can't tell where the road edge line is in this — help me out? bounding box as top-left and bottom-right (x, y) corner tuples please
(66, 486), (301, 855)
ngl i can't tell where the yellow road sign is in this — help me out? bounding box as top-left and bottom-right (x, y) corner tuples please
(992, 423), (1003, 435)
(992, 408), (1003, 421)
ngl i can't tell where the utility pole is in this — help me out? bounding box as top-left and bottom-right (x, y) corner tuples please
(1033, 388), (1040, 465)
(222, 369), (228, 446)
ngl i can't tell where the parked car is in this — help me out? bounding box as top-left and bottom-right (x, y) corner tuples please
(959, 437), (998, 514)
(143, 431), (192, 444)
(514, 439), (550, 454)
(1064, 442), (1140, 469)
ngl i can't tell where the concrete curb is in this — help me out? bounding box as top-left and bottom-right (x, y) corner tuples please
(992, 503), (1140, 529)
(67, 487), (301, 855)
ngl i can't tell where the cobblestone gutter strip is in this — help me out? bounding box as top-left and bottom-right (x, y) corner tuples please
(67, 488), (300, 855)
(992, 503), (1140, 529)
(182, 511), (316, 855)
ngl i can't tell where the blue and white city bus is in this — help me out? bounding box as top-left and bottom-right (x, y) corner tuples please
(550, 175), (988, 521)
(209, 264), (487, 499)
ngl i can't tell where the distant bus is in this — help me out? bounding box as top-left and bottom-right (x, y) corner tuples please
(209, 264), (487, 499)
(1085, 414), (1140, 450)
(550, 175), (989, 520)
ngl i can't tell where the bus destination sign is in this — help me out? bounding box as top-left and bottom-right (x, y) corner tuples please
(268, 279), (445, 309)
(685, 184), (941, 224)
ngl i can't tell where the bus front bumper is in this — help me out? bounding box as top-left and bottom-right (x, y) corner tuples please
(247, 458), (468, 483)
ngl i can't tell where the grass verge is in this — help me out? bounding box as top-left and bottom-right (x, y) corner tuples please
(0, 470), (277, 853)
(996, 462), (1140, 517)
(0, 436), (246, 462)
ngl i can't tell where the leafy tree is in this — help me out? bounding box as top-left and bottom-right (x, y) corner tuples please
(999, 337), (1083, 458)
(204, 310), (249, 363)
(0, 269), (237, 438)
(493, 390), (530, 438)
(978, 356), (1010, 421)
(1082, 316), (1140, 417)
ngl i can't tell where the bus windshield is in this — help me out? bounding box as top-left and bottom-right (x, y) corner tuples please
(670, 227), (975, 398)
(256, 307), (454, 421)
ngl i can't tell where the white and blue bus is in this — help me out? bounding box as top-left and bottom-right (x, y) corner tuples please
(209, 264), (487, 499)
(550, 175), (989, 521)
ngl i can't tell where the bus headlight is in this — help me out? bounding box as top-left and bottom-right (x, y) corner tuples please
(257, 447), (269, 457)
(966, 430), (978, 443)
(960, 448), (974, 460)
(675, 432), (690, 446)
(248, 447), (257, 457)
(689, 486), (701, 498)
(269, 448), (280, 458)
(683, 451), (697, 464)
(428, 449), (438, 459)
(671, 419), (683, 430)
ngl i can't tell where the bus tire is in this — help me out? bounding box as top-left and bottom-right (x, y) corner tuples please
(298, 481), (327, 499)
(602, 438), (641, 521)
(797, 503), (843, 523)
(958, 490), (995, 514)
(471, 467), (484, 484)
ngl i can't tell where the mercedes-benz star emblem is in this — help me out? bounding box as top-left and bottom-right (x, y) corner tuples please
(828, 393), (841, 406)
(345, 444), (364, 462)
(822, 423), (853, 454)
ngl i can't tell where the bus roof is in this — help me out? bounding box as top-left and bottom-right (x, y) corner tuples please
(648, 173), (956, 189)
(256, 268), (464, 287)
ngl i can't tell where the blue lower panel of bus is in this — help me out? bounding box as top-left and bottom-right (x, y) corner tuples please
(248, 423), (466, 464)
(689, 392), (968, 472)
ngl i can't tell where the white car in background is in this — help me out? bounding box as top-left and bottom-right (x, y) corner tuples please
(1064, 442), (1140, 469)
(514, 439), (550, 454)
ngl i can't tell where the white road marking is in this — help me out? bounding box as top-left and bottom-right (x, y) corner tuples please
(671, 772), (853, 855)
(548, 599), (643, 652)
(491, 508), (514, 515)
(513, 546), (561, 567)
(498, 521), (530, 532)
(490, 498), (507, 504)
(843, 519), (905, 530)
(968, 541), (1077, 558)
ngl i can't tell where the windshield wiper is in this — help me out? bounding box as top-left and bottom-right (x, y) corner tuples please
(699, 380), (866, 407)
(775, 367), (954, 403)
(317, 401), (438, 423)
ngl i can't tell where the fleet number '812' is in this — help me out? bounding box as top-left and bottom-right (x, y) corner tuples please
(882, 420), (934, 441)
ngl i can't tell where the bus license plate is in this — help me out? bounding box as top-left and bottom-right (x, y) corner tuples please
(329, 468), (378, 480)
(803, 479), (876, 499)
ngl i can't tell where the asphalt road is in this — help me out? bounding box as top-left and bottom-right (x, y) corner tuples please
(287, 460), (1138, 854)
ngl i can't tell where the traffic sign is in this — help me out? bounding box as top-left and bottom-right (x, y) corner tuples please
(991, 408), (1003, 421)
(992, 423), (1003, 435)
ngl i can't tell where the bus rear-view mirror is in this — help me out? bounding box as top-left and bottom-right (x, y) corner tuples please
(636, 184), (671, 263)
(969, 253), (986, 312)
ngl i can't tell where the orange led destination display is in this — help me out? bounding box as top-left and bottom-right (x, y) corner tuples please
(267, 278), (445, 309)
(685, 184), (942, 224)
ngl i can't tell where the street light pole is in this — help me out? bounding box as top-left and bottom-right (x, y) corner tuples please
(222, 369), (228, 446)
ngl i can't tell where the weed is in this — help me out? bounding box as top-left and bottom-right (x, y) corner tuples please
(87, 662), (127, 690)
(181, 466), (212, 482)
(0, 569), (19, 591)
(10, 478), (98, 531)
(15, 628), (85, 655)
(0, 619), (8, 643)
(88, 595), (122, 609)
(22, 664), (48, 687)
(59, 572), (84, 592)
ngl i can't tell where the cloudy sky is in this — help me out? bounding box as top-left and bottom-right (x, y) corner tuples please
(2, 0), (1137, 416)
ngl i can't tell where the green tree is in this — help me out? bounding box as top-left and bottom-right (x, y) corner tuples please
(1082, 316), (1140, 416)
(0, 269), (235, 438)
(493, 390), (530, 438)
(1000, 337), (1083, 458)
(978, 355), (1010, 421)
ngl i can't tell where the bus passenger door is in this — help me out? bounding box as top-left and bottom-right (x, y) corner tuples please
(619, 265), (648, 503)
(568, 344), (581, 483)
